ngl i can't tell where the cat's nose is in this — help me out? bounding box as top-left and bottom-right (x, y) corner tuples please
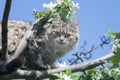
(59, 36), (65, 42)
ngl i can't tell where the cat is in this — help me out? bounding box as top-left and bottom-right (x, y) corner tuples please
(25, 14), (79, 70)
(0, 15), (79, 70)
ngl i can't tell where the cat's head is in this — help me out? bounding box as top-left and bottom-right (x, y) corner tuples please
(45, 15), (79, 54)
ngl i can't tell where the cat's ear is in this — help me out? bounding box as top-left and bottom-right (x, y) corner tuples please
(56, 14), (61, 21)
(52, 14), (62, 27)
(73, 19), (79, 27)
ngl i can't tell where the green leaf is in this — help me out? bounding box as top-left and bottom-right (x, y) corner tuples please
(87, 69), (95, 77)
(109, 30), (120, 39)
(35, 11), (45, 18)
(115, 46), (120, 60)
(51, 73), (61, 79)
(71, 73), (80, 79)
(65, 68), (71, 76)
(108, 57), (119, 68)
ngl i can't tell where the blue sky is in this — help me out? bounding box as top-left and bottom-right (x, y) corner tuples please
(0, 0), (120, 63)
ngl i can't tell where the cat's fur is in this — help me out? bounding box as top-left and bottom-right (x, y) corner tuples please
(0, 20), (31, 54)
(25, 14), (79, 69)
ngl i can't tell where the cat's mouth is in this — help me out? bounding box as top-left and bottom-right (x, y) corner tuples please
(55, 40), (67, 46)
(56, 40), (73, 49)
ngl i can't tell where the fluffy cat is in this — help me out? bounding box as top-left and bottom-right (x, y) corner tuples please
(0, 14), (79, 70)
(25, 14), (79, 69)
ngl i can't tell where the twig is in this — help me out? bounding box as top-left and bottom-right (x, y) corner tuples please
(1, 0), (12, 61)
(69, 36), (111, 64)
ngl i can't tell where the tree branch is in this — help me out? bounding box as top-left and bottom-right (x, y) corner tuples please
(2, 52), (115, 79)
(1, 0), (12, 61)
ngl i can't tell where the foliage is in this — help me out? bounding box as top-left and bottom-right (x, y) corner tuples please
(109, 30), (120, 59)
(108, 30), (120, 68)
(50, 68), (80, 80)
(79, 30), (120, 80)
(109, 30), (120, 39)
(50, 64), (120, 80)
(81, 67), (120, 80)
(34, 0), (79, 22)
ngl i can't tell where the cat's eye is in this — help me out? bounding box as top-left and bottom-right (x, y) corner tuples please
(65, 34), (70, 38)
(55, 32), (61, 36)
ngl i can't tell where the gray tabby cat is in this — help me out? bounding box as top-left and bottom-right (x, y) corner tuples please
(25, 14), (79, 70)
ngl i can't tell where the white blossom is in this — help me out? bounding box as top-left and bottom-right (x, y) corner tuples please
(33, 8), (38, 14)
(112, 39), (120, 51)
(62, 74), (72, 80)
(42, 3), (48, 8)
(72, 2), (80, 9)
(42, 1), (57, 10)
(56, 62), (68, 68)
(75, 3), (80, 9)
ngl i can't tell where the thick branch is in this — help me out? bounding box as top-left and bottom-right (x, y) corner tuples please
(1, 0), (12, 61)
(4, 52), (115, 79)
